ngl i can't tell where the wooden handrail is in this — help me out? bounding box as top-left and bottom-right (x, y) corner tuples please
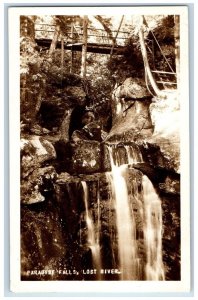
(156, 81), (177, 85)
(151, 70), (176, 75)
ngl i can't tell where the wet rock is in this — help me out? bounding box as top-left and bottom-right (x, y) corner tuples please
(64, 86), (86, 106)
(111, 77), (151, 120)
(133, 162), (180, 194)
(71, 121), (108, 143)
(83, 122), (107, 141)
(20, 136), (57, 204)
(108, 89), (180, 174)
(69, 140), (102, 174)
(21, 136), (56, 179)
(30, 124), (51, 135)
(21, 201), (67, 279)
(161, 193), (180, 280)
(115, 77), (151, 99)
(106, 99), (153, 142)
(71, 129), (89, 142)
(21, 166), (56, 204)
(37, 73), (88, 140)
(159, 176), (180, 195)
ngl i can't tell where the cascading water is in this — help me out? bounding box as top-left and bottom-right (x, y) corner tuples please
(142, 175), (165, 280)
(106, 143), (165, 281)
(106, 146), (139, 280)
(81, 181), (101, 279)
(125, 144), (143, 164)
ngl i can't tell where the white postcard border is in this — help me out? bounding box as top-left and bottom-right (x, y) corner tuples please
(9, 5), (190, 294)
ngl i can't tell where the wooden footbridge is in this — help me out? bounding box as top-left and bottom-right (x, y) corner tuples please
(34, 22), (177, 88)
(35, 23), (130, 55)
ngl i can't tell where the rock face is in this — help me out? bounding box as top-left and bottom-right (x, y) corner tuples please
(21, 197), (67, 279)
(161, 193), (180, 280)
(37, 73), (87, 142)
(107, 99), (154, 142)
(21, 136), (57, 204)
(113, 77), (151, 99)
(71, 121), (107, 142)
(111, 77), (151, 119)
(69, 140), (102, 174)
(108, 78), (180, 174)
(20, 70), (181, 281)
(108, 77), (153, 142)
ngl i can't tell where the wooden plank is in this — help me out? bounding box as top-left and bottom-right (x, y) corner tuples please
(35, 39), (125, 54)
(156, 81), (177, 85)
(151, 70), (176, 75)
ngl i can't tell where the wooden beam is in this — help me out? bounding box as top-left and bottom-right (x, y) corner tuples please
(80, 15), (88, 78)
(139, 16), (161, 96)
(156, 81), (177, 85)
(61, 38), (64, 80)
(35, 39), (125, 54)
(151, 70), (176, 75)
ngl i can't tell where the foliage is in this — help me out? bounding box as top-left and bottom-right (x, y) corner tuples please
(20, 16), (49, 129)
(20, 14), (177, 132)
(148, 15), (175, 44)
(107, 37), (145, 83)
(147, 15), (176, 72)
(94, 15), (115, 42)
(107, 15), (176, 85)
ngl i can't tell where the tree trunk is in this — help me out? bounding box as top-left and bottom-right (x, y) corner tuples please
(174, 15), (180, 89)
(49, 24), (60, 56)
(139, 16), (161, 97)
(80, 15), (88, 78)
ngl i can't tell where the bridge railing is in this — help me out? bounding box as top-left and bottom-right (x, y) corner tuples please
(34, 23), (131, 46)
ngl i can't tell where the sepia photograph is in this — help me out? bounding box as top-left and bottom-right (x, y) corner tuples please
(9, 5), (190, 293)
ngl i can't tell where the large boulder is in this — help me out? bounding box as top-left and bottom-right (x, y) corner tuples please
(21, 136), (57, 204)
(69, 140), (102, 174)
(112, 77), (151, 119)
(71, 121), (108, 143)
(106, 99), (153, 142)
(108, 77), (180, 174)
(21, 135), (56, 179)
(107, 77), (153, 142)
(21, 166), (57, 204)
(113, 77), (151, 100)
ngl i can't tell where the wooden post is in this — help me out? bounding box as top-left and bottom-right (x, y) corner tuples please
(49, 24), (60, 56)
(174, 15), (180, 89)
(70, 24), (74, 73)
(110, 15), (124, 58)
(138, 16), (161, 96)
(61, 37), (64, 81)
(80, 15), (88, 78)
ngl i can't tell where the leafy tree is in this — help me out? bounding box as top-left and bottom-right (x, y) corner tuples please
(20, 16), (47, 130)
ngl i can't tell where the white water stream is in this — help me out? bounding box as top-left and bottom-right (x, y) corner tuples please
(82, 181), (101, 279)
(107, 146), (139, 280)
(142, 175), (165, 280)
(81, 144), (165, 281)
(106, 144), (165, 280)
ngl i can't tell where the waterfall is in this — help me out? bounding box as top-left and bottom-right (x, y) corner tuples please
(107, 146), (139, 280)
(125, 144), (143, 164)
(142, 175), (165, 280)
(82, 181), (101, 279)
(106, 144), (165, 281)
